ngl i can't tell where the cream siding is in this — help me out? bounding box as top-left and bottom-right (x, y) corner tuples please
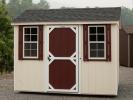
(14, 22), (119, 95)
(14, 26), (46, 92)
(80, 24), (119, 95)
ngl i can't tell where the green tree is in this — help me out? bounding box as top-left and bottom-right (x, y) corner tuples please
(1, 0), (5, 4)
(7, 0), (20, 18)
(121, 7), (133, 25)
(20, 0), (32, 11)
(36, 0), (49, 9)
(7, 0), (49, 18)
(0, 2), (13, 74)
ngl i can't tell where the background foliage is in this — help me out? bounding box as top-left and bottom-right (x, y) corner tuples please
(0, 0), (133, 74)
(121, 7), (133, 25)
(0, 0), (49, 74)
(7, 0), (49, 18)
(0, 1), (13, 74)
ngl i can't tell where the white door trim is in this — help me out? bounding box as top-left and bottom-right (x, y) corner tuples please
(45, 25), (79, 93)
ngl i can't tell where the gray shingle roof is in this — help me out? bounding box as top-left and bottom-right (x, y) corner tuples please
(13, 7), (121, 23)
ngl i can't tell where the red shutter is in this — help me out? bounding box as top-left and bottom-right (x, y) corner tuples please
(18, 26), (23, 60)
(83, 24), (89, 61)
(18, 25), (43, 60)
(106, 24), (111, 61)
(38, 25), (43, 60)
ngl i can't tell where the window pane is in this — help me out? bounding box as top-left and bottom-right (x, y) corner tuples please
(98, 50), (104, 57)
(31, 35), (37, 41)
(25, 28), (30, 34)
(97, 27), (104, 34)
(31, 50), (37, 57)
(89, 27), (96, 34)
(24, 35), (30, 41)
(98, 35), (104, 41)
(90, 43), (97, 49)
(31, 43), (37, 49)
(24, 50), (30, 56)
(90, 50), (97, 57)
(24, 43), (30, 49)
(98, 43), (104, 49)
(31, 28), (37, 34)
(90, 35), (96, 41)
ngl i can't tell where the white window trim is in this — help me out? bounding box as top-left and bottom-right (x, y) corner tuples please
(88, 25), (106, 60)
(23, 26), (39, 59)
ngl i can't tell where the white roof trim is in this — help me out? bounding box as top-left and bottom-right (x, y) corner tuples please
(11, 21), (119, 26)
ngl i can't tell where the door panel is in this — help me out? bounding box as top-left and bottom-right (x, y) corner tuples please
(46, 25), (79, 92)
(49, 28), (76, 57)
(49, 60), (76, 89)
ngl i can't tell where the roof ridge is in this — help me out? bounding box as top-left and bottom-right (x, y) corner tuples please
(24, 7), (121, 11)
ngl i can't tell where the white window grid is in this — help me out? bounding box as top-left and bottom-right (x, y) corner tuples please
(88, 25), (106, 60)
(23, 26), (39, 59)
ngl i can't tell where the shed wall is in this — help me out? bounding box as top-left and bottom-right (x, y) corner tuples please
(80, 24), (119, 95)
(14, 23), (119, 95)
(14, 26), (46, 92)
(119, 29), (128, 66)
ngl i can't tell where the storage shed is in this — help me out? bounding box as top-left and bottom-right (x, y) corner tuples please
(120, 25), (133, 67)
(12, 7), (121, 95)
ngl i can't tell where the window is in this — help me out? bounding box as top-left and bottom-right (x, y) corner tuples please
(88, 26), (106, 59)
(83, 24), (111, 61)
(23, 27), (38, 58)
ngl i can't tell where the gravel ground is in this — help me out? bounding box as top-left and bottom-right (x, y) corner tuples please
(0, 66), (133, 100)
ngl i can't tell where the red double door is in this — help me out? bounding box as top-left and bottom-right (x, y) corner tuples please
(46, 25), (79, 92)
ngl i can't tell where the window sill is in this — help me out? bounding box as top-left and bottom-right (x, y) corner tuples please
(21, 58), (40, 60)
(86, 59), (108, 61)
